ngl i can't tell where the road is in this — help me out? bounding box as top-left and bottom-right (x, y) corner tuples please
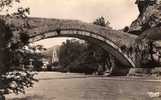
(6, 72), (161, 100)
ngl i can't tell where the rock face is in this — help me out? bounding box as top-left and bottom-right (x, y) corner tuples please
(128, 0), (161, 75)
(129, 0), (161, 66)
(129, 0), (161, 36)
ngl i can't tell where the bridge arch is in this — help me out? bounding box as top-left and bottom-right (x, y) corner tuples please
(5, 17), (137, 71)
(29, 29), (136, 69)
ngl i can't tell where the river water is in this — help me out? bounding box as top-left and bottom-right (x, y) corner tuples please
(6, 72), (161, 100)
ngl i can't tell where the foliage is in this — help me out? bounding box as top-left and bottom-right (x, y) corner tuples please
(123, 26), (129, 32)
(93, 16), (111, 28)
(89, 16), (113, 71)
(0, 18), (38, 97)
(57, 40), (111, 74)
(0, 0), (39, 99)
(30, 45), (47, 71)
(57, 39), (97, 73)
(58, 39), (86, 67)
(57, 17), (113, 74)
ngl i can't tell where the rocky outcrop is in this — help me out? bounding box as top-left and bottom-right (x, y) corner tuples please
(127, 1), (161, 75)
(129, 1), (161, 38)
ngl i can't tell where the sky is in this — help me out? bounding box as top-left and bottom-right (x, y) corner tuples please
(23, 0), (139, 48)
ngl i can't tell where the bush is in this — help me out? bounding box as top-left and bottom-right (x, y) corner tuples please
(0, 1), (40, 99)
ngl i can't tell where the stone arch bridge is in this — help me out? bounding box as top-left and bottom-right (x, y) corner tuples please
(5, 17), (137, 75)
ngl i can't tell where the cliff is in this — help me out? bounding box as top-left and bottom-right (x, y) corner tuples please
(129, 1), (161, 40)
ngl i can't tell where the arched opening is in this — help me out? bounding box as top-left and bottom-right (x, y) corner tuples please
(6, 17), (136, 69)
(6, 17), (136, 75)
(29, 30), (135, 75)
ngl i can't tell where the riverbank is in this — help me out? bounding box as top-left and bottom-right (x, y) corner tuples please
(36, 72), (161, 81)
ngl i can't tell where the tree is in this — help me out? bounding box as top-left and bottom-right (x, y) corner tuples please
(91, 16), (113, 73)
(57, 17), (113, 75)
(58, 39), (86, 68)
(0, 0), (39, 99)
(57, 39), (98, 74)
(93, 16), (111, 28)
(123, 26), (129, 32)
(31, 45), (47, 71)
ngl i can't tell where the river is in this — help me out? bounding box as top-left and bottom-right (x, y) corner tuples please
(6, 72), (161, 100)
